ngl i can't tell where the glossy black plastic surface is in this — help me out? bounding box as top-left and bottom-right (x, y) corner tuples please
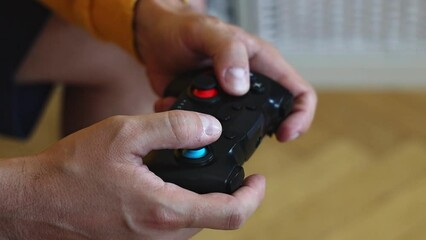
(145, 71), (293, 194)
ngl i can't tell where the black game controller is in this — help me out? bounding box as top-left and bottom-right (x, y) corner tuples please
(145, 71), (293, 194)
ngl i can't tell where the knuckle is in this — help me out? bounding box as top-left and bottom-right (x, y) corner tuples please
(222, 36), (245, 50)
(227, 25), (247, 40)
(189, 15), (223, 30)
(184, 15), (229, 38)
(228, 25), (259, 49)
(166, 110), (202, 143)
(148, 206), (185, 230)
(183, 15), (254, 53)
(227, 207), (246, 230)
(104, 115), (138, 140)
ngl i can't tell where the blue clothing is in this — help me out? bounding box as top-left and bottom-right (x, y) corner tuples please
(0, 0), (52, 138)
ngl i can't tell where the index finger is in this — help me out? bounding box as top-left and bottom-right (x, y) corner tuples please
(150, 174), (266, 230)
(245, 36), (317, 141)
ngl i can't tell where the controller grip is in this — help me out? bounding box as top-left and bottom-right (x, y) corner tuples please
(145, 71), (293, 194)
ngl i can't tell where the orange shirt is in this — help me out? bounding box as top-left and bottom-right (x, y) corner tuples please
(39, 0), (137, 57)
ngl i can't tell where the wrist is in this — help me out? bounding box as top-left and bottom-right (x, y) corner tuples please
(133, 0), (168, 61)
(133, 0), (196, 62)
(0, 157), (33, 238)
(0, 154), (63, 239)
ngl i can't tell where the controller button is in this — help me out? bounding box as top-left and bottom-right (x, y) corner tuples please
(182, 148), (208, 159)
(227, 166), (245, 193)
(225, 133), (237, 140)
(251, 81), (266, 94)
(192, 88), (218, 99)
(232, 104), (243, 111)
(218, 114), (231, 122)
(224, 130), (239, 140)
(246, 105), (257, 111)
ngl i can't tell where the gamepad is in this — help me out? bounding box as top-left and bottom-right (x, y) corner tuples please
(145, 71), (293, 194)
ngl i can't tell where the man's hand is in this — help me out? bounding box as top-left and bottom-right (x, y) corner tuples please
(134, 0), (317, 142)
(0, 111), (265, 239)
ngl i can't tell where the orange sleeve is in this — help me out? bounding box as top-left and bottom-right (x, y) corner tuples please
(39, 0), (137, 57)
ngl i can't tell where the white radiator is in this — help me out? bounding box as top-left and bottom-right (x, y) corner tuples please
(209, 0), (426, 89)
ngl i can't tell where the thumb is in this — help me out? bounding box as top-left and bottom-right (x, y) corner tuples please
(212, 40), (250, 96)
(135, 110), (222, 156)
(187, 19), (251, 96)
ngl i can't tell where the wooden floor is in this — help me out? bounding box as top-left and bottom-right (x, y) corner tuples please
(1, 90), (426, 239)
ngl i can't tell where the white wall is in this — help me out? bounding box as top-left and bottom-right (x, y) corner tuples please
(232, 0), (426, 90)
(286, 54), (426, 90)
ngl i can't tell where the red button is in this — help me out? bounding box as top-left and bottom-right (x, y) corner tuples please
(192, 88), (218, 99)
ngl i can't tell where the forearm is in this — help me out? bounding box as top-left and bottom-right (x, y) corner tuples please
(0, 157), (31, 239)
(0, 155), (74, 239)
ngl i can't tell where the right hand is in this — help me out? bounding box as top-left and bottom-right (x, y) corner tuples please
(0, 111), (265, 239)
(134, 0), (317, 142)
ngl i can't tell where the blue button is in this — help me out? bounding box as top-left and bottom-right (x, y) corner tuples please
(182, 148), (208, 159)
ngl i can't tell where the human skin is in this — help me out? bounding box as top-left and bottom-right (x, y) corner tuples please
(0, 111), (265, 239)
(136, 0), (317, 142)
(16, 0), (316, 140)
(1, 0), (316, 238)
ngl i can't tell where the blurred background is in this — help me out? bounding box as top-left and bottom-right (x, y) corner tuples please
(1, 0), (426, 239)
(210, 0), (426, 90)
(198, 1), (426, 239)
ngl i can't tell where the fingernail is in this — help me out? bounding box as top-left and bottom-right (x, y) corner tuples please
(198, 113), (222, 136)
(225, 67), (249, 95)
(288, 132), (300, 141)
